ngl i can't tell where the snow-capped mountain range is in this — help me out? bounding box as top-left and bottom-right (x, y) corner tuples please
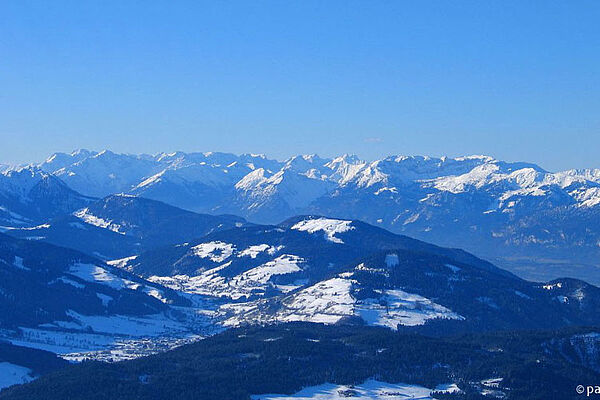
(0, 166), (93, 228)
(3, 175), (600, 393)
(2, 149), (600, 283)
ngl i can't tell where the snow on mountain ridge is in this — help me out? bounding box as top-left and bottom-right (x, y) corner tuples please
(23, 149), (600, 277)
(23, 150), (600, 215)
(1, 166), (54, 197)
(29, 149), (600, 218)
(34, 149), (561, 193)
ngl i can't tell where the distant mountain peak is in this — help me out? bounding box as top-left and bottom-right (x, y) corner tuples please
(1, 149), (599, 283)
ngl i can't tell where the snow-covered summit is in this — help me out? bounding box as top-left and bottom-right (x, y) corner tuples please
(34, 149), (600, 211)
(1, 149), (596, 282)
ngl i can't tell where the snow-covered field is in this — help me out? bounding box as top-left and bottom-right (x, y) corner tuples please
(291, 218), (354, 244)
(235, 255), (303, 287)
(0, 362), (35, 390)
(40, 311), (187, 336)
(239, 244), (282, 258)
(73, 208), (125, 234)
(3, 322), (208, 363)
(149, 253), (305, 300)
(222, 276), (464, 329)
(67, 262), (170, 304)
(1, 303), (218, 362)
(192, 241), (235, 262)
(356, 289), (464, 328)
(69, 263), (142, 291)
(276, 278), (355, 324)
(251, 379), (459, 400)
(7, 327), (121, 354)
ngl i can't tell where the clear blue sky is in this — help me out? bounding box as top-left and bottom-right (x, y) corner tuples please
(1, 1), (599, 171)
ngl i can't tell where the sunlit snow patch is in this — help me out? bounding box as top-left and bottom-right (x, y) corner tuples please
(445, 264), (461, 273)
(191, 241), (235, 262)
(357, 289), (464, 328)
(251, 379), (442, 399)
(67, 263), (169, 303)
(238, 244), (283, 258)
(54, 276), (85, 289)
(107, 255), (138, 270)
(291, 218), (354, 244)
(275, 278), (355, 324)
(542, 282), (563, 290)
(150, 255), (304, 300)
(224, 276), (464, 329)
(68, 263), (141, 291)
(235, 255), (303, 284)
(73, 208), (125, 234)
(434, 383), (462, 394)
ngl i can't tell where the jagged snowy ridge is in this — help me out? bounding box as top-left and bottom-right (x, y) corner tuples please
(5, 149), (600, 283)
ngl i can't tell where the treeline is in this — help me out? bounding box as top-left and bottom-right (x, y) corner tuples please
(1, 323), (598, 400)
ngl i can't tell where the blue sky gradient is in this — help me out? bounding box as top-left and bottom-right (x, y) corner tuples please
(1, 1), (599, 170)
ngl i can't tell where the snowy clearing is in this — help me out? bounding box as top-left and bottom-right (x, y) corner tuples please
(224, 276), (464, 329)
(236, 255), (303, 285)
(191, 241), (235, 262)
(73, 208), (125, 234)
(251, 379), (443, 399)
(238, 244), (283, 258)
(291, 218), (354, 244)
(0, 362), (35, 390)
(68, 263), (140, 291)
(357, 289), (464, 328)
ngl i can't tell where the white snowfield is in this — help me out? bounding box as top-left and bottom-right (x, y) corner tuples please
(278, 278), (355, 324)
(73, 208), (125, 235)
(192, 241), (236, 262)
(149, 254), (305, 300)
(236, 255), (303, 285)
(0, 362), (35, 390)
(40, 310), (186, 337)
(291, 218), (354, 244)
(35, 150), (600, 212)
(222, 276), (464, 329)
(251, 379), (458, 400)
(67, 263), (169, 303)
(69, 263), (141, 291)
(357, 289), (464, 328)
(3, 298), (214, 363)
(107, 255), (138, 270)
(238, 244), (283, 258)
